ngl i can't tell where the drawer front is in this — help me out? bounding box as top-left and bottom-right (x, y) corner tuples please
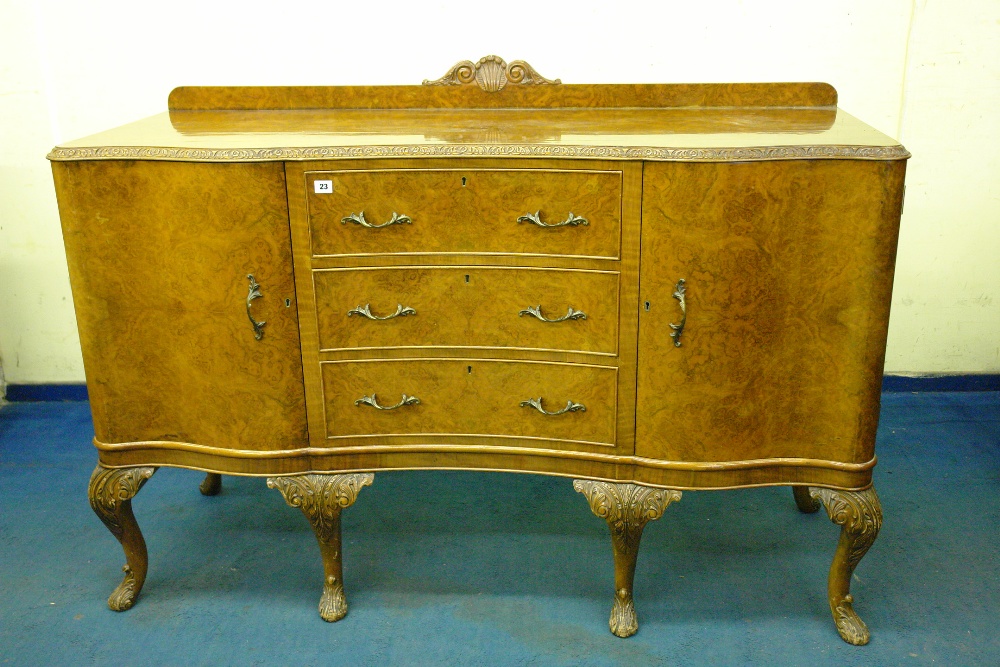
(322, 359), (617, 446)
(314, 267), (619, 354)
(307, 169), (622, 259)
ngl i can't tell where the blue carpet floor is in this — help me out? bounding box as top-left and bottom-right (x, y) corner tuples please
(1, 393), (998, 666)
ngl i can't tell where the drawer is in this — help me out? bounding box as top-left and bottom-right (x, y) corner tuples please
(313, 267), (619, 354)
(322, 359), (617, 446)
(306, 169), (622, 259)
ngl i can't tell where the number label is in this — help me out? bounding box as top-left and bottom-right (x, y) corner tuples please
(314, 180), (333, 194)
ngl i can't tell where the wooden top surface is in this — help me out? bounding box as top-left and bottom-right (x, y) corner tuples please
(48, 64), (908, 162)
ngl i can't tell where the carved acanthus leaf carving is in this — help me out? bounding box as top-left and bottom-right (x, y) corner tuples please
(610, 587), (637, 637)
(423, 55), (560, 92)
(267, 473), (374, 534)
(506, 60), (559, 86)
(810, 486), (882, 571)
(88, 466), (157, 539)
(574, 480), (681, 554)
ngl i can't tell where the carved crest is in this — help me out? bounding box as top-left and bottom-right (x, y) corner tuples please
(423, 55), (561, 92)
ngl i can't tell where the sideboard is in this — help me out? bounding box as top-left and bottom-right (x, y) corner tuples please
(49, 56), (907, 644)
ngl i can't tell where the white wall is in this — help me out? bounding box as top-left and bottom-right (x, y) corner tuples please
(884, 0), (1000, 372)
(1, 0), (997, 384)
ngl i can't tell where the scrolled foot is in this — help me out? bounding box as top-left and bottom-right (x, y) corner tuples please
(107, 565), (139, 611)
(810, 485), (882, 645)
(832, 594), (871, 645)
(609, 587), (638, 638)
(792, 486), (820, 513)
(199, 473), (222, 496)
(319, 574), (348, 622)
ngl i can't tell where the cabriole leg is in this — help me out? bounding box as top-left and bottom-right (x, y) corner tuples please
(810, 486), (883, 645)
(88, 465), (158, 611)
(199, 473), (222, 496)
(574, 480), (681, 638)
(792, 486), (820, 513)
(267, 473), (374, 622)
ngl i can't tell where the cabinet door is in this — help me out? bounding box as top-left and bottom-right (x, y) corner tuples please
(54, 161), (307, 451)
(636, 160), (904, 465)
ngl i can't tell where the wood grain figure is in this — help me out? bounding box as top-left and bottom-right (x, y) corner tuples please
(50, 59), (907, 643)
(306, 167), (622, 259)
(314, 266), (620, 355)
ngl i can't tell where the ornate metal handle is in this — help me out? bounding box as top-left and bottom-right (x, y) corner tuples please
(519, 305), (587, 322)
(516, 211), (589, 228)
(519, 397), (586, 416)
(342, 211), (412, 228)
(354, 394), (421, 410)
(669, 278), (686, 347)
(246, 274), (265, 341)
(347, 303), (417, 320)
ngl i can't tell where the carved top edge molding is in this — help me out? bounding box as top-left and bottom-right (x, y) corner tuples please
(423, 55), (560, 92)
(48, 143), (911, 163)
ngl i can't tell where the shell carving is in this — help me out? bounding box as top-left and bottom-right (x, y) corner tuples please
(423, 55), (560, 92)
(476, 55), (508, 92)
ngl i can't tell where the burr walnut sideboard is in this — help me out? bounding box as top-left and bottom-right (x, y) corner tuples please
(49, 56), (907, 645)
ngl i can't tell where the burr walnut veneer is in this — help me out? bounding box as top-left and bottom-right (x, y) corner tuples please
(50, 57), (907, 644)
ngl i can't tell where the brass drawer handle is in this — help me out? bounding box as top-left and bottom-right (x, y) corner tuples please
(342, 211), (412, 229)
(669, 278), (686, 347)
(354, 394), (420, 410)
(519, 397), (586, 416)
(246, 274), (265, 341)
(347, 303), (417, 320)
(517, 211), (589, 228)
(519, 305), (587, 322)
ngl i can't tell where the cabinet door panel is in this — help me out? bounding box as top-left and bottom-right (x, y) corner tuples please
(636, 160), (904, 464)
(53, 161), (307, 450)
